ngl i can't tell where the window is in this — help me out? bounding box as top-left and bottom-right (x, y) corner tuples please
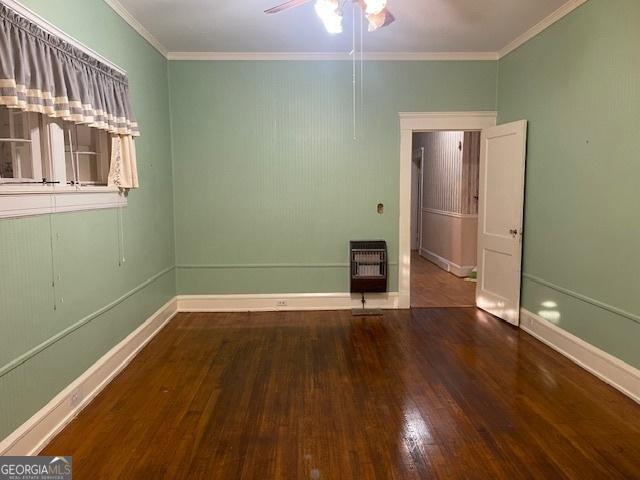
(1, 105), (114, 188)
(65, 124), (110, 186)
(0, 106), (126, 219)
(0, 108), (43, 184)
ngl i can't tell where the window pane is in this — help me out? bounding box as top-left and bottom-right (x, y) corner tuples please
(12, 111), (29, 140)
(77, 154), (100, 183)
(0, 143), (14, 177)
(0, 108), (10, 138)
(15, 143), (33, 178)
(0, 141), (33, 180)
(65, 152), (75, 183)
(0, 108), (29, 140)
(75, 125), (98, 153)
(64, 124), (109, 185)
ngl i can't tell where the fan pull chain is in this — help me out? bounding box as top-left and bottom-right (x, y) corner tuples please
(48, 197), (57, 311)
(117, 203), (126, 266)
(352, 3), (357, 140)
(47, 122), (59, 311)
(360, 7), (364, 124)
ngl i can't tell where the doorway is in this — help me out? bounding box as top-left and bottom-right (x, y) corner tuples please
(397, 112), (498, 310)
(398, 112), (528, 326)
(410, 131), (480, 308)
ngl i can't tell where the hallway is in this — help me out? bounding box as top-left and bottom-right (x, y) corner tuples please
(411, 251), (476, 308)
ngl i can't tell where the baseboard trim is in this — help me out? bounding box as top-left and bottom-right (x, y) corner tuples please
(419, 248), (475, 278)
(0, 297), (178, 456)
(177, 292), (401, 312)
(520, 309), (640, 405)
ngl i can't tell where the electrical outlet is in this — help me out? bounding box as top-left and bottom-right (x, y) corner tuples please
(69, 389), (82, 408)
(276, 300), (288, 307)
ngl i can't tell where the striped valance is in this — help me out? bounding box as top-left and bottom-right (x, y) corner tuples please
(0, 3), (139, 136)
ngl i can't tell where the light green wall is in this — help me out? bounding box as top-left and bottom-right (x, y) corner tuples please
(497, 0), (640, 368)
(169, 60), (497, 294)
(0, 0), (175, 439)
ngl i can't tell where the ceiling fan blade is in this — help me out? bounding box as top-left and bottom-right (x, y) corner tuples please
(264, 0), (313, 14)
(381, 9), (395, 27)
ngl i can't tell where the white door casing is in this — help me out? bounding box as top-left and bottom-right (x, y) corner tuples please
(418, 146), (424, 252)
(398, 112), (498, 309)
(411, 147), (424, 250)
(476, 120), (527, 326)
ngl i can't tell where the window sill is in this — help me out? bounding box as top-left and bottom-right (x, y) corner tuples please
(0, 186), (127, 219)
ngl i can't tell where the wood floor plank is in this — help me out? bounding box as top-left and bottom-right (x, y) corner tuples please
(42, 309), (640, 479)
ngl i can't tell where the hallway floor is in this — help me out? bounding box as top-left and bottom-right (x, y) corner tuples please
(410, 251), (476, 308)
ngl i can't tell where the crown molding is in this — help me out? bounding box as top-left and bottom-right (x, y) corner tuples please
(166, 51), (499, 61)
(100, 0), (586, 62)
(499, 0), (588, 58)
(102, 0), (168, 57)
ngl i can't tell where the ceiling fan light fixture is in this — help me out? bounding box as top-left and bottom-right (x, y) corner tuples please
(366, 8), (394, 32)
(314, 0), (343, 34)
(363, 0), (387, 15)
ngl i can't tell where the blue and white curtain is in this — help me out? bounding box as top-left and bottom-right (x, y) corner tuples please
(0, 2), (140, 188)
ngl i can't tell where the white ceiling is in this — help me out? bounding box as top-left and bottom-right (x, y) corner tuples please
(114, 0), (572, 54)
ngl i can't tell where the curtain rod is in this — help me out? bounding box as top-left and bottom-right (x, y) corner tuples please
(0, 0), (127, 76)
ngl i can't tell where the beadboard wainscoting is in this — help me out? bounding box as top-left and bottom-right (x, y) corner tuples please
(419, 209), (477, 277)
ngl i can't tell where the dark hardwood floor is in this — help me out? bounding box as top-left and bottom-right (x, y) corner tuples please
(43, 309), (640, 479)
(411, 251), (476, 308)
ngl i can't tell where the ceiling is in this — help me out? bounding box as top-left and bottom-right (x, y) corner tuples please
(114, 0), (573, 55)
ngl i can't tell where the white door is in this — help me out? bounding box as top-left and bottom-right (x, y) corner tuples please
(476, 120), (527, 326)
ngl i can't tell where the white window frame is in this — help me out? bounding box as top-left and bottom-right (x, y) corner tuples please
(0, 111), (127, 219)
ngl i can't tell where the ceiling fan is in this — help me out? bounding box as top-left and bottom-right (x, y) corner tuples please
(265, 0), (395, 34)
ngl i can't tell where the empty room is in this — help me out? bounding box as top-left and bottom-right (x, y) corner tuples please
(1, 0), (639, 478)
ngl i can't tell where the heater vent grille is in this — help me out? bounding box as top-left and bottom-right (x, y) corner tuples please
(350, 240), (388, 293)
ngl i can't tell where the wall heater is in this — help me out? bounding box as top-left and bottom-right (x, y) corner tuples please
(350, 240), (387, 315)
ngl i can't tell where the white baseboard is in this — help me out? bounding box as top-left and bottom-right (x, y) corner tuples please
(0, 298), (178, 456)
(419, 248), (475, 278)
(177, 292), (400, 312)
(520, 309), (640, 404)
